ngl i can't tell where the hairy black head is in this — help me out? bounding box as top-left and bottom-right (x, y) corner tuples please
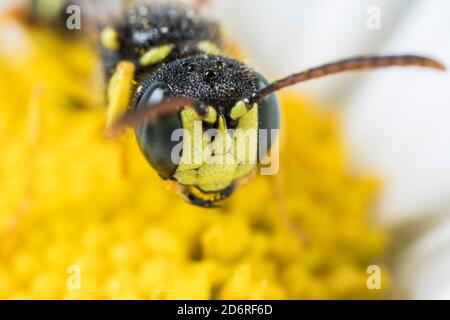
(137, 54), (258, 112)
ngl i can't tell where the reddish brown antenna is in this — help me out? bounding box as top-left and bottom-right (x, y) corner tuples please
(251, 55), (446, 103)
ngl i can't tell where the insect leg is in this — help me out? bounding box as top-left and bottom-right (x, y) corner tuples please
(271, 173), (310, 246)
(105, 60), (135, 134)
(104, 61), (135, 177)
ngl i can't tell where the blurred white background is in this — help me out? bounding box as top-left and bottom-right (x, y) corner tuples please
(211, 0), (450, 299)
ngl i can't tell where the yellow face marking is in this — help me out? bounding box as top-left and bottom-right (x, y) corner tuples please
(139, 44), (174, 66)
(177, 107), (203, 172)
(172, 170), (198, 186)
(233, 104), (258, 179)
(105, 61), (135, 130)
(173, 104), (259, 193)
(197, 161), (237, 191)
(230, 100), (250, 120)
(198, 41), (221, 55)
(203, 115), (232, 157)
(100, 27), (120, 51)
(203, 106), (217, 124)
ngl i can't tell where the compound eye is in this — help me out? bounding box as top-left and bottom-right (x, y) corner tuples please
(136, 82), (172, 112)
(254, 72), (281, 162)
(254, 72), (280, 119)
(134, 82), (182, 179)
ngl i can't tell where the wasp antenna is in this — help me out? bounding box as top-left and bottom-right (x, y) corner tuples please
(105, 97), (197, 138)
(252, 55), (446, 103)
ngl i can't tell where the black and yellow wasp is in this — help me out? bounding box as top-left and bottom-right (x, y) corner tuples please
(23, 0), (445, 207)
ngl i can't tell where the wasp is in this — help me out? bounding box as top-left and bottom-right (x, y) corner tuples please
(23, 0), (446, 208)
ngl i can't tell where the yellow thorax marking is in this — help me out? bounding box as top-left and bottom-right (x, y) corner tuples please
(198, 41), (221, 55)
(100, 27), (120, 51)
(139, 44), (174, 66)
